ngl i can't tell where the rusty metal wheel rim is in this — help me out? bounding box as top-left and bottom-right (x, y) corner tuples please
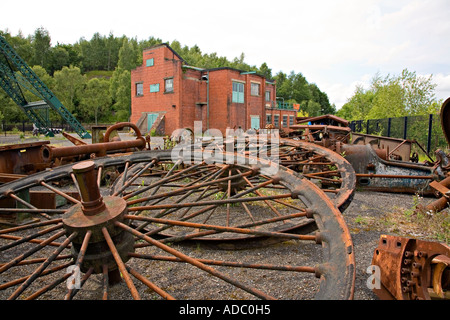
(0, 150), (355, 300)
(277, 138), (356, 213)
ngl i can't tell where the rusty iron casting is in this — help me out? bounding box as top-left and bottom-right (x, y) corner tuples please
(441, 97), (450, 148)
(40, 122), (146, 162)
(341, 143), (445, 195)
(0, 141), (50, 179)
(63, 161), (134, 277)
(0, 150), (355, 300)
(289, 114), (351, 150)
(371, 234), (450, 300)
(417, 175), (450, 214)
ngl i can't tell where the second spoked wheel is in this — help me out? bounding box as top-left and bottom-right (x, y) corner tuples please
(0, 150), (355, 300)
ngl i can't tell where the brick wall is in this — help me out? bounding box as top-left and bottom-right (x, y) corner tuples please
(131, 44), (289, 137)
(131, 44), (183, 135)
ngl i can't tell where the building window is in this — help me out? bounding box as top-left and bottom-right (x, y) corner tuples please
(266, 114), (272, 125)
(232, 82), (245, 103)
(283, 115), (288, 128)
(146, 58), (154, 67)
(274, 114), (279, 128)
(150, 84), (159, 93)
(251, 82), (260, 96)
(265, 90), (271, 102)
(165, 78), (174, 93)
(289, 115), (294, 126)
(136, 83), (143, 96)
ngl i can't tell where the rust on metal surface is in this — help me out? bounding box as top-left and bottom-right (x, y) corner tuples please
(41, 136), (146, 161)
(441, 97), (450, 147)
(0, 141), (49, 176)
(0, 150), (355, 300)
(418, 176), (450, 213)
(62, 160), (134, 274)
(371, 234), (450, 300)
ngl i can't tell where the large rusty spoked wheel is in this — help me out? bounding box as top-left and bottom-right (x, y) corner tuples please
(0, 150), (355, 300)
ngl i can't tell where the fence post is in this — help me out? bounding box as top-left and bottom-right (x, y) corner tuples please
(427, 114), (433, 155)
(366, 119), (370, 135)
(403, 116), (408, 140)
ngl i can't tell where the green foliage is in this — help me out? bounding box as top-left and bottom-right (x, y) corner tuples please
(80, 78), (111, 124)
(110, 67), (131, 122)
(1, 27), (334, 125)
(274, 71), (334, 116)
(338, 69), (438, 121)
(53, 66), (86, 115)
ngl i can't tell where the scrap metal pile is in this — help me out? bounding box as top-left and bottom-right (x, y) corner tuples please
(0, 99), (449, 300)
(0, 122), (356, 300)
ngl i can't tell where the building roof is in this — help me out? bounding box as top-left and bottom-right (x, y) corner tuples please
(142, 43), (275, 82)
(142, 43), (185, 62)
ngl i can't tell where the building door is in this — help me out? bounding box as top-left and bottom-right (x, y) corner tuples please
(250, 116), (260, 130)
(147, 113), (158, 132)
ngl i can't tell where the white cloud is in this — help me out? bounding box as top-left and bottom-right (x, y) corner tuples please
(433, 73), (450, 102)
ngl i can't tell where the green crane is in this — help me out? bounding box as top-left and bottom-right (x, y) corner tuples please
(0, 35), (91, 139)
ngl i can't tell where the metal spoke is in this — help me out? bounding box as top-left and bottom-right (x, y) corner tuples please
(127, 266), (176, 300)
(116, 221), (276, 300)
(8, 232), (77, 300)
(102, 227), (141, 300)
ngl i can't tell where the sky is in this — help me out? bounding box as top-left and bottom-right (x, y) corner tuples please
(2, 0), (450, 110)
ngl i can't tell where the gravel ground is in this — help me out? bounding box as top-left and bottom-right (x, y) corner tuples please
(342, 190), (417, 300)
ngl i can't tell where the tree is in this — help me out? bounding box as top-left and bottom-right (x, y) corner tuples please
(110, 67), (131, 121)
(338, 69), (438, 121)
(336, 85), (375, 120)
(31, 27), (51, 70)
(117, 38), (139, 71)
(80, 78), (111, 123)
(47, 46), (69, 75)
(53, 66), (86, 116)
(259, 62), (272, 79)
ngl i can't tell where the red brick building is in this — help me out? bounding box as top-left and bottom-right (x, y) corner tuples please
(131, 43), (297, 136)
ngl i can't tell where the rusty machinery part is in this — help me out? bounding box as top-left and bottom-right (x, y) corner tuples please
(0, 141), (51, 180)
(441, 97), (450, 148)
(277, 138), (356, 213)
(288, 124), (351, 151)
(0, 150), (355, 300)
(40, 132), (146, 163)
(340, 143), (446, 195)
(103, 122), (143, 144)
(371, 235), (450, 300)
(416, 175), (450, 214)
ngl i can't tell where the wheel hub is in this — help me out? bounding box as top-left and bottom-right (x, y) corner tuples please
(62, 161), (134, 274)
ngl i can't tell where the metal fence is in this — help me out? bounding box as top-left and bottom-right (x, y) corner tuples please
(349, 114), (447, 156)
(0, 121), (113, 136)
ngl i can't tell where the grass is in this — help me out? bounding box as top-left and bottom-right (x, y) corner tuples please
(354, 195), (450, 244)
